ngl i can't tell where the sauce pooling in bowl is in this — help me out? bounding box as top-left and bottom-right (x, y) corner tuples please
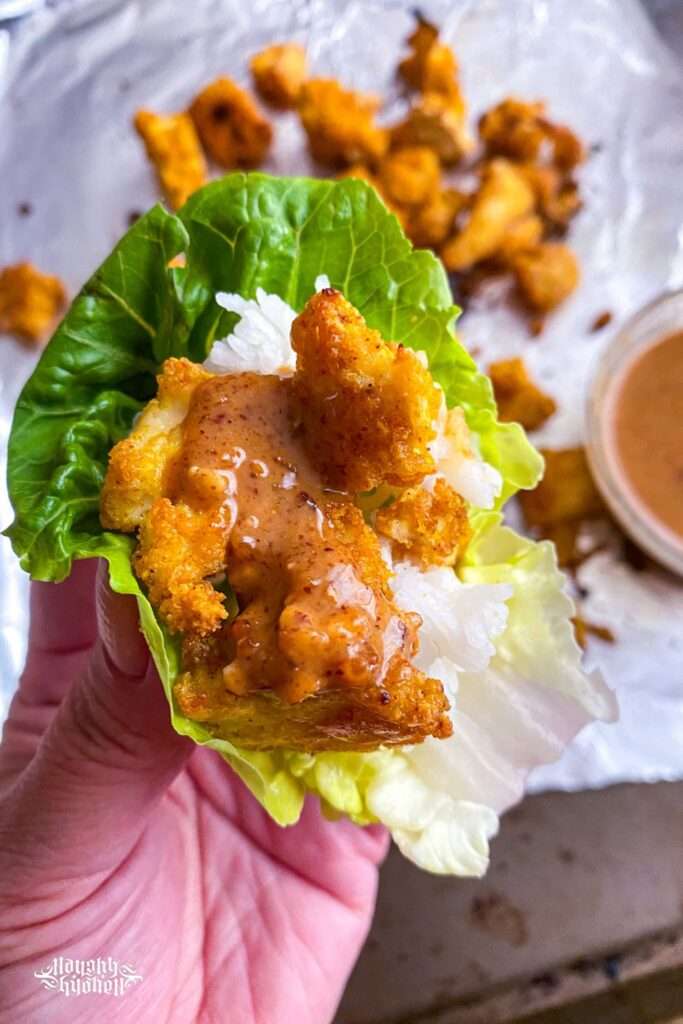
(611, 331), (683, 540)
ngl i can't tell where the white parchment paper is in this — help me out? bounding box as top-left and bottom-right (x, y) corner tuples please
(0, 0), (682, 790)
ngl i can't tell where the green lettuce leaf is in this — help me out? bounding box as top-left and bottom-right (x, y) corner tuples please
(7, 173), (593, 874)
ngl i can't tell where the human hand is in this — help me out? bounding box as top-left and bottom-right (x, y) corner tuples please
(0, 561), (387, 1023)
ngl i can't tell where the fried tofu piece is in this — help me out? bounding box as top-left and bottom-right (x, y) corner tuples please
(189, 77), (272, 169)
(250, 42), (307, 108)
(135, 497), (228, 636)
(378, 146), (441, 207)
(376, 477), (471, 568)
(404, 187), (467, 249)
(479, 97), (585, 171)
(495, 214), (544, 264)
(398, 15), (463, 100)
(101, 357), (211, 531)
(479, 98), (547, 163)
(134, 110), (207, 209)
(298, 78), (388, 167)
(102, 356), (451, 751)
(520, 448), (605, 529)
(0, 262), (66, 343)
(391, 91), (472, 165)
(511, 242), (579, 313)
(489, 357), (556, 431)
(398, 16), (439, 89)
(518, 163), (582, 233)
(291, 288), (441, 491)
(440, 158), (535, 271)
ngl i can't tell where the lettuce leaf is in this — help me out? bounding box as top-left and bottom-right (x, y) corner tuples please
(6, 174), (609, 874)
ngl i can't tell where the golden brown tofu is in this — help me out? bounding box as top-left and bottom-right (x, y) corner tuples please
(440, 159), (535, 271)
(376, 478), (471, 568)
(378, 146), (441, 207)
(298, 78), (388, 167)
(0, 262), (66, 344)
(398, 14), (463, 101)
(291, 288), (441, 491)
(102, 355), (452, 751)
(495, 214), (544, 264)
(398, 15), (439, 90)
(520, 448), (605, 529)
(391, 91), (472, 165)
(489, 357), (557, 431)
(250, 42), (307, 109)
(479, 97), (548, 163)
(189, 77), (272, 169)
(511, 242), (579, 313)
(134, 110), (207, 210)
(517, 163), (582, 233)
(404, 187), (467, 249)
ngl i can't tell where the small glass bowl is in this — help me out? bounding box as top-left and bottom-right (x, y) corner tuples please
(586, 289), (683, 578)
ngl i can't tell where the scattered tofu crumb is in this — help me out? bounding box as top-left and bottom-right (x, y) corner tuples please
(0, 262), (66, 344)
(591, 310), (613, 332)
(573, 616), (616, 648)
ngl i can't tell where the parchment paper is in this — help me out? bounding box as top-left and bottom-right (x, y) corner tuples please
(1, 0), (682, 790)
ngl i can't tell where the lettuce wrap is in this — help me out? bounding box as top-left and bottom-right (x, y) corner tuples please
(5, 174), (616, 875)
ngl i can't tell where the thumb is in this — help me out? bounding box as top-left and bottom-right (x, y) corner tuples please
(0, 564), (192, 881)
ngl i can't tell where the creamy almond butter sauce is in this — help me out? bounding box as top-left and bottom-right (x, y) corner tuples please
(170, 372), (419, 703)
(611, 331), (683, 540)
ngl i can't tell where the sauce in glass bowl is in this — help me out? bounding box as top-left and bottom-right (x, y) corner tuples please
(587, 292), (683, 576)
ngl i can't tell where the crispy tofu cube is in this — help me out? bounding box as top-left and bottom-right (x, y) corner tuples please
(134, 109), (207, 209)
(489, 357), (556, 431)
(250, 42), (307, 108)
(189, 77), (272, 169)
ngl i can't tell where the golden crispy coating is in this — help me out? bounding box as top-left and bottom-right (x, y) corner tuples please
(189, 77), (272, 169)
(440, 158), (535, 271)
(376, 478), (471, 568)
(489, 357), (557, 431)
(250, 42), (307, 108)
(101, 357), (211, 532)
(520, 448), (605, 529)
(517, 163), (582, 233)
(135, 497), (228, 636)
(291, 288), (441, 491)
(378, 146), (441, 207)
(495, 214), (544, 265)
(398, 15), (463, 101)
(511, 242), (579, 313)
(391, 91), (471, 165)
(404, 187), (467, 249)
(134, 110), (207, 210)
(298, 78), (388, 167)
(479, 97), (547, 163)
(0, 262), (66, 344)
(175, 665), (451, 751)
(102, 355), (452, 751)
(398, 16), (439, 90)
